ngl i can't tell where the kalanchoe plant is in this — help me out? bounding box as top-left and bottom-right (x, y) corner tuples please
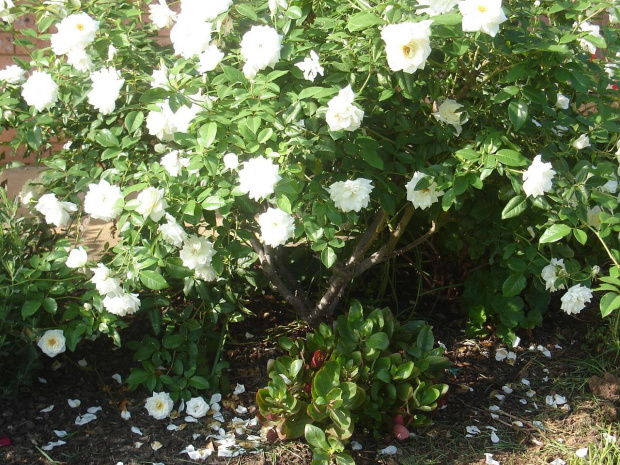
(256, 300), (450, 463)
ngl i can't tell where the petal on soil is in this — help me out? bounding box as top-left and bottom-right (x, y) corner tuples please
(42, 440), (66, 451)
(67, 399), (81, 408)
(40, 405), (54, 413)
(75, 413), (97, 425)
(379, 445), (398, 455)
(131, 426), (143, 435)
(575, 447), (588, 458)
(53, 430), (67, 437)
(490, 432), (500, 443)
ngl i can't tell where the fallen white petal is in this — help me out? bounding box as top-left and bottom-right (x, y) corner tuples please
(466, 426), (482, 435)
(67, 399), (81, 408)
(513, 421), (524, 427)
(490, 431), (500, 443)
(213, 412), (225, 422)
(41, 440), (66, 451)
(38, 378), (47, 384)
(351, 441), (362, 450)
(545, 395), (556, 407)
(151, 441), (163, 451)
(490, 413), (499, 419)
(533, 421), (544, 429)
(75, 413), (97, 425)
(131, 426), (143, 435)
(485, 453), (500, 465)
(235, 405), (248, 415)
(602, 433), (617, 443)
(245, 332), (255, 339)
(167, 424), (181, 431)
(521, 379), (530, 386)
(78, 359), (88, 367)
(519, 399), (528, 405)
(575, 447), (588, 458)
(489, 405), (500, 411)
(532, 438), (544, 445)
(512, 336), (521, 347)
(379, 445), (398, 455)
(485, 426), (497, 432)
(53, 430), (67, 437)
(40, 405), (54, 413)
(112, 373), (122, 384)
(87, 406), (102, 414)
(121, 409), (131, 420)
(494, 394), (505, 401)
(233, 383), (246, 395)
(502, 386), (513, 394)
(210, 393), (222, 404)
(554, 394), (567, 405)
(192, 433), (201, 440)
(134, 442), (143, 448)
(185, 415), (198, 423)
(550, 459), (566, 465)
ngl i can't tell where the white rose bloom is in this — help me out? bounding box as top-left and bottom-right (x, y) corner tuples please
(151, 65), (170, 89)
(587, 206), (602, 229)
(432, 99), (468, 136)
(67, 49), (94, 72)
(328, 178), (374, 212)
(295, 50), (325, 82)
(269, 0), (288, 16)
(66, 247), (88, 269)
(84, 179), (124, 221)
(240, 25), (283, 80)
(522, 155), (556, 197)
(160, 150), (190, 177)
(0, 0), (14, 23)
(181, 0), (232, 21)
(238, 156), (281, 200)
(577, 21), (602, 54)
(87, 67), (124, 115)
(223, 152), (239, 170)
(102, 291), (141, 316)
(147, 100), (200, 141)
(197, 45), (225, 73)
(34, 193), (78, 227)
(541, 258), (566, 292)
(406, 172), (444, 209)
(136, 187), (168, 222)
(600, 174), (618, 194)
(459, 0), (507, 37)
(50, 12), (99, 55)
(149, 0), (176, 29)
(107, 44), (117, 61)
(555, 93), (570, 110)
(560, 284), (593, 315)
(180, 235), (216, 270)
(572, 134), (590, 150)
(90, 263), (122, 296)
(416, 0), (458, 16)
(381, 20), (433, 74)
(0, 64), (26, 84)
(21, 71), (59, 112)
(186, 397), (209, 418)
(325, 85), (364, 132)
(194, 263), (218, 282)
(158, 214), (188, 247)
(145, 392), (174, 420)
(258, 207), (295, 248)
(170, 15), (213, 59)
(38, 330), (66, 358)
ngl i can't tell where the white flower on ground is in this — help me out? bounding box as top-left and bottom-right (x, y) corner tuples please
(459, 0), (507, 37)
(522, 155), (556, 197)
(432, 99), (468, 136)
(158, 214), (188, 247)
(572, 134), (590, 150)
(328, 178), (374, 212)
(258, 208), (295, 247)
(295, 50), (324, 82)
(180, 235), (216, 271)
(66, 247), (88, 269)
(90, 263), (122, 296)
(186, 397), (209, 418)
(416, 0), (458, 16)
(223, 152), (239, 170)
(541, 258), (566, 292)
(84, 179), (124, 221)
(198, 45), (225, 73)
(495, 347), (516, 362)
(406, 172), (444, 209)
(102, 291), (141, 316)
(556, 93), (570, 110)
(87, 67), (124, 115)
(38, 330), (66, 358)
(587, 206), (602, 229)
(238, 156), (281, 200)
(381, 20), (433, 73)
(181, 444), (212, 460)
(50, 12), (99, 55)
(136, 187), (168, 222)
(34, 193), (78, 227)
(145, 392), (174, 420)
(170, 15), (213, 59)
(325, 85), (364, 132)
(160, 150), (190, 177)
(0, 64), (26, 84)
(577, 21), (602, 54)
(240, 25), (283, 80)
(181, 0), (233, 21)
(149, 0), (176, 29)
(21, 71), (59, 112)
(560, 284), (593, 315)
(67, 49), (94, 72)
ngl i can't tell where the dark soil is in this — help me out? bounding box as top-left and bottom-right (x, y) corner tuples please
(0, 295), (616, 465)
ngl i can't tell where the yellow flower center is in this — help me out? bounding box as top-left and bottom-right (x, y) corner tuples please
(156, 401), (164, 410)
(76, 23), (84, 31)
(49, 337), (57, 346)
(402, 43), (418, 58)
(477, 5), (487, 13)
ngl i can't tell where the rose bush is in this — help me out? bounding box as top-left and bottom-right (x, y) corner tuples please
(0, 0), (619, 409)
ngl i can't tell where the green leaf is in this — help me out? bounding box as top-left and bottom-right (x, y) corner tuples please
(493, 85), (520, 103)
(393, 361), (414, 380)
(95, 129), (120, 148)
(539, 224), (572, 244)
(573, 228), (587, 245)
(502, 273), (526, 297)
(126, 368), (150, 385)
(125, 111), (144, 133)
(42, 297), (58, 314)
(235, 3), (258, 20)
(347, 12), (385, 32)
(321, 247), (337, 269)
(198, 122), (218, 148)
(21, 300), (41, 318)
(313, 361), (340, 398)
(139, 270), (170, 290)
(257, 128), (274, 144)
(305, 424), (329, 451)
(508, 99), (528, 131)
(201, 196), (226, 210)
(494, 149), (528, 167)
(188, 375), (210, 390)
(163, 333), (185, 349)
(600, 292), (620, 318)
(417, 325), (434, 353)
(366, 332), (389, 350)
(501, 195), (527, 219)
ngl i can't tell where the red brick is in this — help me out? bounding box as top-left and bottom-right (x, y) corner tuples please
(0, 32), (14, 55)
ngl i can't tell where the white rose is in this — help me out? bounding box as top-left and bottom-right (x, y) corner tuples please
(21, 71), (59, 112)
(66, 247), (88, 269)
(0, 64), (26, 84)
(295, 50), (324, 82)
(555, 93), (570, 110)
(432, 99), (468, 136)
(67, 49), (94, 72)
(84, 179), (124, 221)
(50, 12), (99, 55)
(180, 235), (216, 270)
(560, 284), (593, 315)
(325, 85), (364, 132)
(149, 0), (177, 29)
(34, 193), (78, 227)
(459, 0), (507, 37)
(181, 0), (232, 21)
(186, 397), (209, 418)
(240, 25), (282, 80)
(238, 156), (281, 200)
(381, 20), (433, 74)
(38, 330), (66, 358)
(541, 258), (566, 292)
(102, 291), (141, 316)
(147, 100), (200, 141)
(268, 0), (288, 16)
(327, 178), (374, 212)
(90, 263), (122, 296)
(572, 134), (590, 150)
(416, 0), (458, 16)
(223, 152), (239, 170)
(522, 155), (556, 197)
(258, 208), (295, 248)
(87, 67), (124, 115)
(197, 45), (225, 73)
(136, 187), (168, 222)
(160, 150), (190, 177)
(577, 21), (602, 54)
(406, 172), (444, 209)
(145, 392), (174, 420)
(158, 214), (188, 247)
(0, 0), (14, 23)
(194, 263), (218, 282)
(587, 206), (602, 229)
(170, 14), (213, 59)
